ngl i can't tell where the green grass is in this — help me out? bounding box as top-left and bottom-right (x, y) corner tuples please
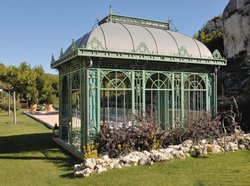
(0, 111), (250, 186)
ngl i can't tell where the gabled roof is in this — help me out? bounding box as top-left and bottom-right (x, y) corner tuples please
(51, 14), (226, 68)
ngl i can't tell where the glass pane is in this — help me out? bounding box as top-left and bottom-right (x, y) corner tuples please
(71, 90), (81, 132)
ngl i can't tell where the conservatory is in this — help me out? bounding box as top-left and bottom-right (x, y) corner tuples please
(51, 13), (226, 156)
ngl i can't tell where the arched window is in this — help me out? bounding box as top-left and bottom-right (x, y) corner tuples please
(184, 74), (206, 123)
(71, 71), (81, 150)
(100, 70), (132, 124)
(145, 72), (172, 129)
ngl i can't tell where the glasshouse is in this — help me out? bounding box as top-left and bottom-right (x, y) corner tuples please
(51, 13), (226, 156)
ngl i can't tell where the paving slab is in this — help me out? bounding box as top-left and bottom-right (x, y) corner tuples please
(23, 111), (59, 129)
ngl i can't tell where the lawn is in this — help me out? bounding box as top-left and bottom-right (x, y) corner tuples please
(0, 110), (249, 186)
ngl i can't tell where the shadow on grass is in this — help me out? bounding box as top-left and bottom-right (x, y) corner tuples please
(0, 133), (56, 153)
(0, 132), (80, 176)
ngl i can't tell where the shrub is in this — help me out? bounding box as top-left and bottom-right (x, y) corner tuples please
(84, 142), (99, 159)
(45, 94), (53, 104)
(0, 101), (21, 111)
(189, 112), (223, 141)
(95, 116), (161, 158)
(30, 94), (38, 105)
(94, 110), (239, 158)
(159, 125), (191, 148)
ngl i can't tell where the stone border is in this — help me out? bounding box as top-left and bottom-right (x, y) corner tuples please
(74, 133), (250, 177)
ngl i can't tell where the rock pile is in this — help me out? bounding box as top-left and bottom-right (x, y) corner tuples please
(74, 133), (250, 177)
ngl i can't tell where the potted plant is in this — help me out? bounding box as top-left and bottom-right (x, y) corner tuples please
(30, 94), (38, 112)
(45, 93), (54, 111)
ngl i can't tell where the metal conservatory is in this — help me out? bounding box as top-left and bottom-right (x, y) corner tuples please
(51, 13), (226, 156)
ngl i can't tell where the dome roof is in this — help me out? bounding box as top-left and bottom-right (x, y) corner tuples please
(65, 15), (212, 59)
(52, 14), (226, 69)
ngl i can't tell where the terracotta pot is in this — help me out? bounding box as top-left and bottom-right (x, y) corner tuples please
(30, 104), (37, 112)
(46, 104), (53, 111)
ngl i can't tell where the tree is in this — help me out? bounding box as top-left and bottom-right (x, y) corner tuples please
(194, 15), (224, 55)
(0, 62), (59, 109)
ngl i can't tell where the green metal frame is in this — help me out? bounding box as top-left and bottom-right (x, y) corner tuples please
(52, 14), (226, 153)
(57, 57), (217, 152)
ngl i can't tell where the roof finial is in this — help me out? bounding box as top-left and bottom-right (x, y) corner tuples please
(71, 39), (77, 51)
(51, 54), (55, 63)
(166, 17), (171, 30)
(109, 5), (112, 15)
(60, 48), (64, 57)
(108, 5), (113, 22)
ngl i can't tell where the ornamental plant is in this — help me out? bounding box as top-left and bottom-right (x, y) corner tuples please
(94, 110), (240, 158)
(45, 93), (53, 104)
(30, 94), (38, 105)
(84, 142), (99, 159)
(95, 115), (161, 158)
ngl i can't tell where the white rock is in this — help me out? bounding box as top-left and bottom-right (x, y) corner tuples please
(139, 156), (153, 165)
(150, 151), (172, 162)
(81, 158), (96, 170)
(181, 147), (190, 153)
(102, 155), (112, 163)
(95, 165), (107, 174)
(164, 148), (174, 155)
(182, 139), (193, 149)
(74, 164), (82, 172)
(201, 139), (207, 145)
(142, 150), (151, 157)
(168, 145), (182, 150)
(228, 142), (239, 151)
(114, 162), (123, 169)
(173, 150), (186, 159)
(95, 158), (105, 165)
(206, 144), (224, 154)
(120, 151), (145, 165)
(239, 144), (245, 150)
(74, 168), (94, 177)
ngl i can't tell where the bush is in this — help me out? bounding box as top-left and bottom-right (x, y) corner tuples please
(30, 95), (38, 105)
(45, 94), (53, 104)
(95, 116), (161, 158)
(0, 101), (21, 111)
(94, 111), (239, 158)
(159, 125), (191, 148)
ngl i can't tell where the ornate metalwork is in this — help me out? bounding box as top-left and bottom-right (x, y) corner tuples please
(135, 42), (150, 54)
(52, 47), (227, 69)
(178, 46), (190, 57)
(51, 13), (225, 157)
(72, 72), (80, 90)
(86, 37), (105, 50)
(100, 70), (132, 123)
(213, 49), (223, 59)
(71, 39), (78, 52)
(98, 14), (170, 30)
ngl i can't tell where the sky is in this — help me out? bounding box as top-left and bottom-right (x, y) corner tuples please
(0, 0), (229, 74)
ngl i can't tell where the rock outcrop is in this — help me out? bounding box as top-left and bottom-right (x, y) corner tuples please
(223, 0), (250, 58)
(215, 0), (250, 131)
(206, 16), (223, 32)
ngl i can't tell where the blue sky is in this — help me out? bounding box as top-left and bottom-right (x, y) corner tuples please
(0, 0), (229, 74)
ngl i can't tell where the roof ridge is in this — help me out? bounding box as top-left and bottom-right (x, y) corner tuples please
(98, 14), (170, 30)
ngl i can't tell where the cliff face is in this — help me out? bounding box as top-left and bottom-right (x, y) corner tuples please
(201, 0), (250, 130)
(219, 0), (250, 131)
(223, 0), (250, 58)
